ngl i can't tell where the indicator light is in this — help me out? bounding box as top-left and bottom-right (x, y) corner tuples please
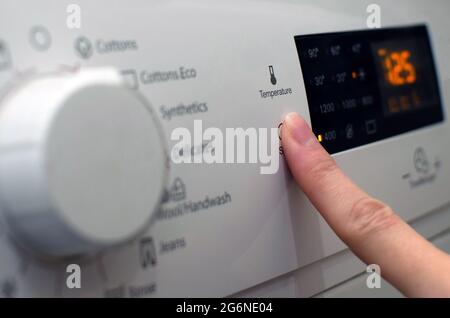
(317, 134), (323, 142)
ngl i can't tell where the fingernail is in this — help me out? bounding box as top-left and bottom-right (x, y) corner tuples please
(284, 113), (317, 146)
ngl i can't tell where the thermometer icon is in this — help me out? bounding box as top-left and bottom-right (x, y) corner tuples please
(269, 65), (277, 85)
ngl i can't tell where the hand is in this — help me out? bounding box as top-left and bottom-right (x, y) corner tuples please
(281, 112), (450, 297)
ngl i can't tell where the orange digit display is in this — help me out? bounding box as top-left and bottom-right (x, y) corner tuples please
(296, 26), (443, 154)
(378, 48), (416, 86)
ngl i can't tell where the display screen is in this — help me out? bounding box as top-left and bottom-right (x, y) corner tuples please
(295, 25), (443, 154)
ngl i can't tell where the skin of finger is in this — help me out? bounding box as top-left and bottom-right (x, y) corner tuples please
(281, 113), (450, 297)
(280, 115), (368, 236)
(356, 221), (450, 297)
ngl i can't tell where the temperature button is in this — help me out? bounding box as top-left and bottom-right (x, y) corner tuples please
(0, 41), (12, 70)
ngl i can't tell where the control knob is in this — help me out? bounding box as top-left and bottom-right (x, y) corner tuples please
(0, 68), (167, 257)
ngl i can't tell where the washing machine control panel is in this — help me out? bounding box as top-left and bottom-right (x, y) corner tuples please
(0, 0), (449, 298)
(296, 25), (443, 153)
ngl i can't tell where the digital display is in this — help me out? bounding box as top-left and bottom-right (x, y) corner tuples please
(295, 25), (443, 154)
(372, 38), (440, 117)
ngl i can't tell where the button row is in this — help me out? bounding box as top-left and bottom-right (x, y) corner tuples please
(301, 41), (365, 61)
(314, 94), (375, 115)
(317, 118), (378, 144)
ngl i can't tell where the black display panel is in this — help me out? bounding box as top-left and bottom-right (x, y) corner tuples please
(294, 25), (443, 154)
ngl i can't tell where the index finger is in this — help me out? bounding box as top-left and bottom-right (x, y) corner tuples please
(281, 112), (450, 297)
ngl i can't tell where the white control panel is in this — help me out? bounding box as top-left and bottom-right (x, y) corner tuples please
(0, 0), (449, 297)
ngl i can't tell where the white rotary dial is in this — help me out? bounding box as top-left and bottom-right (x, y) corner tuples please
(0, 68), (167, 257)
